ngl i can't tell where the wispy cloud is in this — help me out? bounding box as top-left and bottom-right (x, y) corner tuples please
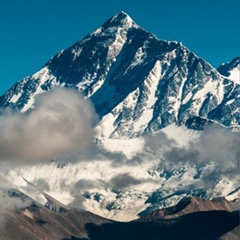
(0, 188), (32, 230)
(161, 125), (240, 171)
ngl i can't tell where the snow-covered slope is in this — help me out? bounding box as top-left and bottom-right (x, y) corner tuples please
(0, 12), (240, 137)
(0, 124), (237, 221)
(1, 150), (238, 221)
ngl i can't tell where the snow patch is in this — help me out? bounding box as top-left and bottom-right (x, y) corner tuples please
(9, 93), (22, 104)
(229, 67), (240, 84)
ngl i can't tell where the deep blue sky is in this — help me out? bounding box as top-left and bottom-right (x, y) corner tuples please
(0, 0), (239, 95)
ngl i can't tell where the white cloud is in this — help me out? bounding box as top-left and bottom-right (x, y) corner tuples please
(0, 87), (98, 164)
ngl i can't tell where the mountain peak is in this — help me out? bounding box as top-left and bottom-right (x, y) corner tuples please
(102, 11), (137, 29)
(1, 12), (240, 134)
(111, 11), (133, 23)
(219, 56), (240, 69)
(218, 56), (240, 84)
(116, 11), (130, 18)
(231, 56), (240, 64)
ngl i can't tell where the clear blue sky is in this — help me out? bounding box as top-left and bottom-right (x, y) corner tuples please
(0, 0), (239, 95)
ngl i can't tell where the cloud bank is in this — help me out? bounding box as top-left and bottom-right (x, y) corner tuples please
(0, 88), (97, 164)
(161, 125), (240, 171)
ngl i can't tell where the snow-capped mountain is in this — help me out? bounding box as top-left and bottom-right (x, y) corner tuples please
(0, 11), (239, 137)
(0, 11), (239, 223)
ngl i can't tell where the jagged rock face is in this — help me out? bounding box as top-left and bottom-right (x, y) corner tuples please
(211, 57), (240, 128)
(0, 12), (239, 137)
(208, 83), (240, 128)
